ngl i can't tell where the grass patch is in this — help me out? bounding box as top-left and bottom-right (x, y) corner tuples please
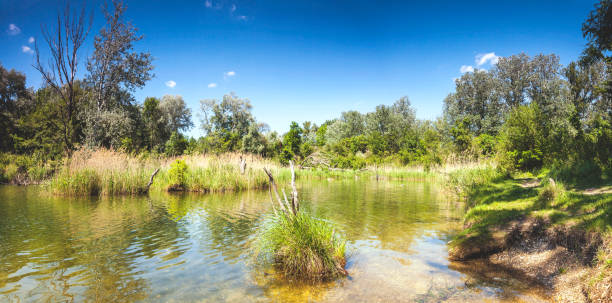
(257, 211), (347, 281)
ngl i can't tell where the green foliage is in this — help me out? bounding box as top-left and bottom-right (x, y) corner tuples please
(279, 146), (294, 166)
(498, 104), (545, 171)
(165, 132), (188, 156)
(315, 124), (327, 146)
(257, 211), (347, 281)
(0, 153), (58, 184)
(283, 121), (303, 160)
(168, 159), (187, 190)
(548, 160), (607, 188)
(142, 96), (168, 150)
(474, 133), (496, 156)
(330, 154), (366, 170)
(450, 118), (473, 153)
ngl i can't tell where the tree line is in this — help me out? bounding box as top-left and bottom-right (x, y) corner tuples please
(1, 0), (611, 183)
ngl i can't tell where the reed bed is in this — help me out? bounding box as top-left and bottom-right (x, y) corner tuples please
(49, 149), (159, 195)
(49, 149), (471, 196)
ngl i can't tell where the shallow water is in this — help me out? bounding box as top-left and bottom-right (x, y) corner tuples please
(0, 180), (550, 302)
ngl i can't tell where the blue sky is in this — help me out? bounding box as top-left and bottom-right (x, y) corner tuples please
(0, 0), (599, 136)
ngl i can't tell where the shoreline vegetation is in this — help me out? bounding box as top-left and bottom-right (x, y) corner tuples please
(11, 148), (449, 197)
(446, 166), (611, 302)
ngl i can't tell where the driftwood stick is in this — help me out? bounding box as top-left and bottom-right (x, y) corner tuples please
(281, 188), (294, 215)
(263, 167), (288, 214)
(289, 160), (299, 213)
(145, 168), (160, 192)
(268, 187), (277, 214)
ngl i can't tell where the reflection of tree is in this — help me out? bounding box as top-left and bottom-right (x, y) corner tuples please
(0, 187), (190, 302)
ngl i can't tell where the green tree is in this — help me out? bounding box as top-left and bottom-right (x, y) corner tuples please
(281, 121), (303, 164)
(165, 132), (188, 156)
(199, 93), (265, 153)
(498, 104), (546, 171)
(0, 64), (30, 152)
(142, 97), (167, 150)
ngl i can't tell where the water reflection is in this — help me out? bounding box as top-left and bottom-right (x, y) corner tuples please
(0, 180), (549, 302)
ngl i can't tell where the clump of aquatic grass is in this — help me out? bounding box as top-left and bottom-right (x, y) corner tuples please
(258, 211), (347, 280)
(256, 161), (347, 281)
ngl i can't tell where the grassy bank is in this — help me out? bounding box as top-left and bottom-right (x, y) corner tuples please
(447, 167), (611, 302)
(43, 149), (452, 196)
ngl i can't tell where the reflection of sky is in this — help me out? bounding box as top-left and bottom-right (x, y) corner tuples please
(0, 182), (549, 302)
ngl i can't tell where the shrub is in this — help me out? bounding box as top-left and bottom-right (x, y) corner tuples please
(330, 154), (366, 170)
(474, 133), (496, 156)
(4, 163), (19, 182)
(257, 211), (347, 281)
(167, 159), (187, 191)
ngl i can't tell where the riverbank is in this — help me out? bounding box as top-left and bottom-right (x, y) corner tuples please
(447, 169), (612, 302)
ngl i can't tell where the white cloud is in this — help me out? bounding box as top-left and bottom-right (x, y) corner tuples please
(28, 36), (34, 43)
(475, 52), (499, 66)
(21, 45), (33, 54)
(237, 15), (248, 21)
(204, 0), (212, 8)
(207, 83), (217, 88)
(165, 80), (176, 88)
(231, 4), (236, 13)
(460, 65), (474, 73)
(7, 24), (21, 35)
(224, 70), (236, 79)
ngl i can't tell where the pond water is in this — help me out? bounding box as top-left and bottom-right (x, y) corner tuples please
(0, 180), (550, 302)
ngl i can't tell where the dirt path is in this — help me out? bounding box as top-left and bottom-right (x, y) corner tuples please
(583, 185), (612, 195)
(518, 177), (612, 195)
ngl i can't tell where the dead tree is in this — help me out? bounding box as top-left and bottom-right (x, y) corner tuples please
(33, 1), (92, 153)
(263, 160), (299, 216)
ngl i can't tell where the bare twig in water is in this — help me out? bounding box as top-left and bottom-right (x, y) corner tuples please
(145, 168), (160, 192)
(263, 160), (299, 216)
